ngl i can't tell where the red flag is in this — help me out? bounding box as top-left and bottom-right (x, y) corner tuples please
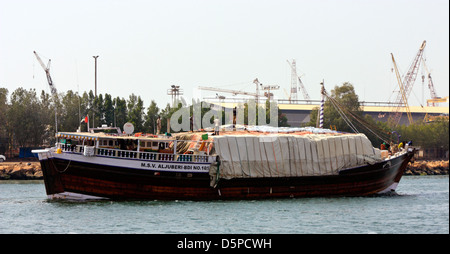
(81, 115), (88, 123)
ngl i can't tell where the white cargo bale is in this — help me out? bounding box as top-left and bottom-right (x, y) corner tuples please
(211, 133), (381, 179)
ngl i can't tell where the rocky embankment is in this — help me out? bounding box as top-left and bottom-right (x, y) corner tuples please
(0, 160), (448, 180)
(0, 161), (43, 180)
(405, 160), (449, 176)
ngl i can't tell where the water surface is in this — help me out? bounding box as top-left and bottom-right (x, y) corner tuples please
(0, 176), (448, 234)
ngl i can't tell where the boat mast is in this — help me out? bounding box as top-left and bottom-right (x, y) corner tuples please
(318, 80), (325, 128)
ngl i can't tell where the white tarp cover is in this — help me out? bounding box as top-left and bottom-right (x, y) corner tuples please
(211, 133), (381, 180)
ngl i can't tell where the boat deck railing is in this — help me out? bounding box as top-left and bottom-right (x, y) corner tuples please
(58, 143), (215, 163)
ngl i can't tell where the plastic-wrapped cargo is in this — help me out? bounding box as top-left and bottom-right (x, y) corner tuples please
(210, 133), (381, 182)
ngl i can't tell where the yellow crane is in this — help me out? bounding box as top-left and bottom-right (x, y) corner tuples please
(388, 40), (426, 126)
(391, 53), (413, 125)
(420, 58), (445, 107)
(427, 96), (449, 105)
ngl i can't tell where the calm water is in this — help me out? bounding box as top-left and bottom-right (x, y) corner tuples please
(0, 176), (448, 234)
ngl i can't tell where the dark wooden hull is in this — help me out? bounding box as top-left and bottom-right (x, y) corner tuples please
(38, 150), (414, 200)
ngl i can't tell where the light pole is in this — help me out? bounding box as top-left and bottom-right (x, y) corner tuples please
(93, 55), (99, 97)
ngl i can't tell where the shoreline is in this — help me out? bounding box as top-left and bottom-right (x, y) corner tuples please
(0, 159), (448, 180)
(405, 160), (449, 176)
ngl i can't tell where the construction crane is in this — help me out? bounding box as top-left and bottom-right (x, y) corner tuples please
(253, 78), (280, 102)
(198, 86), (259, 97)
(262, 84), (279, 100)
(199, 79), (277, 104)
(252, 78), (262, 104)
(391, 53), (413, 125)
(283, 88), (291, 101)
(33, 51), (58, 133)
(421, 58), (443, 107)
(427, 96), (449, 106)
(287, 59), (310, 102)
(33, 51), (57, 95)
(388, 41), (426, 126)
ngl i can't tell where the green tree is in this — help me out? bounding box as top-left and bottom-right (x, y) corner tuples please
(78, 91), (91, 132)
(306, 82), (393, 146)
(93, 93), (104, 127)
(0, 88), (8, 136)
(113, 96), (127, 131)
(0, 88), (9, 154)
(127, 94), (145, 132)
(103, 93), (114, 127)
(395, 120), (449, 150)
(38, 90), (55, 144)
(144, 100), (159, 134)
(87, 90), (96, 128)
(7, 88), (46, 147)
(60, 90), (81, 132)
(308, 82), (362, 130)
(160, 102), (183, 133)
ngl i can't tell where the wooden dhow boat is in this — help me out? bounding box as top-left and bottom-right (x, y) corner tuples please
(33, 124), (414, 200)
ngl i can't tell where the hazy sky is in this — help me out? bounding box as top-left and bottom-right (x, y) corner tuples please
(1, 0), (448, 109)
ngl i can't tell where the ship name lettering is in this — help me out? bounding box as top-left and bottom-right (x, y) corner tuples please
(158, 164), (183, 169)
(141, 162), (156, 168)
(140, 163), (208, 171)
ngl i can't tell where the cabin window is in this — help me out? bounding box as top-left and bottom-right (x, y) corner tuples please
(109, 140), (113, 146)
(152, 142), (158, 147)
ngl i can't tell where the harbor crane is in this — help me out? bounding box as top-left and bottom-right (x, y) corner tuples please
(388, 40), (426, 126)
(262, 84), (280, 100)
(33, 51), (57, 95)
(253, 78), (280, 102)
(421, 58), (444, 107)
(287, 60), (310, 102)
(427, 96), (449, 106)
(33, 51), (58, 133)
(198, 79), (278, 104)
(391, 53), (413, 125)
(198, 86), (259, 97)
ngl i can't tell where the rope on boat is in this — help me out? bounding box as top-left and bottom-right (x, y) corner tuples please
(321, 89), (392, 143)
(50, 157), (72, 173)
(214, 158), (221, 188)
